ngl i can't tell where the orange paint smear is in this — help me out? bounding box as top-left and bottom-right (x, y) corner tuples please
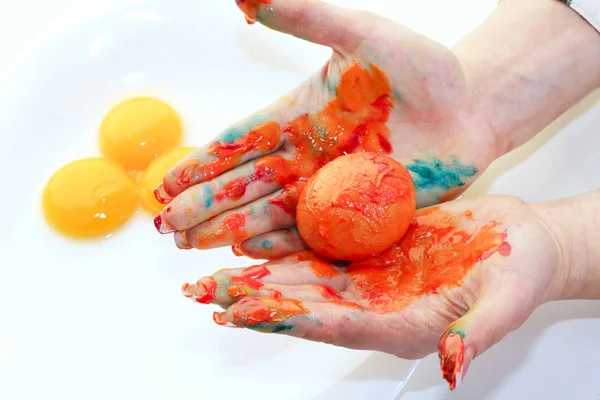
(292, 251), (341, 278)
(163, 122), (280, 198)
(191, 212), (248, 248)
(235, 0), (271, 24)
(231, 297), (309, 326)
(160, 63), (394, 208)
(438, 333), (465, 390)
(317, 284), (344, 300)
(346, 208), (511, 312)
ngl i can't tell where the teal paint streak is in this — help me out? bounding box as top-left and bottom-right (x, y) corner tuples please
(250, 323), (294, 333)
(406, 155), (478, 207)
(445, 326), (466, 339)
(204, 185), (214, 209)
(261, 240), (275, 250)
(219, 113), (267, 143)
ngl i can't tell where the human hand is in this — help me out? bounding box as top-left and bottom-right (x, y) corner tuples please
(153, 0), (496, 257)
(180, 195), (567, 389)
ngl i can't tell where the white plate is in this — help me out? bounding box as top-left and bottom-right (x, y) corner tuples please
(0, 1), (422, 399)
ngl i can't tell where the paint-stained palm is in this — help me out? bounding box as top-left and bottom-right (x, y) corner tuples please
(181, 195), (564, 390)
(153, 0), (496, 256)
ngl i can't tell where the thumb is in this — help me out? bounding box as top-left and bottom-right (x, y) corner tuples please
(235, 0), (366, 51)
(437, 281), (535, 390)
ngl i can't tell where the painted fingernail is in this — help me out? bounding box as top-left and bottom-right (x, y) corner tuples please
(455, 347), (474, 389)
(154, 214), (175, 234)
(153, 184), (173, 204)
(232, 243), (245, 257)
(438, 332), (466, 390)
(213, 311), (239, 327)
(175, 231), (192, 250)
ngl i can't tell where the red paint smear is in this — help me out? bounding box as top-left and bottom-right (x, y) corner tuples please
(345, 208), (511, 312)
(231, 297), (309, 326)
(269, 289), (283, 299)
(318, 285), (344, 301)
(268, 181), (306, 217)
(231, 243), (244, 257)
(438, 333), (465, 390)
(161, 63), (394, 204)
(162, 122), (281, 198)
(229, 265), (270, 290)
(194, 277), (217, 304)
(235, 0), (271, 24)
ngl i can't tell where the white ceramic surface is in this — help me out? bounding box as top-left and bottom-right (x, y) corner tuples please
(2, 1), (600, 399)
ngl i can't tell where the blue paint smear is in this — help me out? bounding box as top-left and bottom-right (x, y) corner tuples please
(250, 323), (294, 333)
(219, 112), (268, 144)
(406, 155), (478, 207)
(203, 185), (214, 209)
(261, 240), (275, 250)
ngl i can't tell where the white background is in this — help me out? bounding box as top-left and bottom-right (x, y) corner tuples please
(0, 0), (599, 399)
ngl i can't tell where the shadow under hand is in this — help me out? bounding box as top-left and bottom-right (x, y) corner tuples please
(398, 300), (600, 399)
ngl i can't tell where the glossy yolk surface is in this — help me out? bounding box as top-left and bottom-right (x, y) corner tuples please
(100, 96), (183, 170)
(139, 146), (196, 214)
(42, 158), (138, 238)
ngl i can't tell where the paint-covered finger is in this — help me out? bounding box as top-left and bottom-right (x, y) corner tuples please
(237, 0), (368, 51)
(232, 226), (308, 260)
(213, 297), (383, 350)
(437, 282), (533, 390)
(174, 230), (192, 249)
(183, 183), (305, 249)
(156, 153), (291, 233)
(215, 252), (348, 288)
(155, 116), (285, 203)
(183, 273), (350, 308)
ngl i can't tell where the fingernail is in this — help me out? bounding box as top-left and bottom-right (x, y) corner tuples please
(213, 311), (239, 327)
(232, 243), (245, 257)
(181, 282), (192, 298)
(153, 184), (172, 204)
(175, 231), (192, 250)
(456, 347), (474, 389)
(438, 333), (467, 390)
(154, 214), (175, 234)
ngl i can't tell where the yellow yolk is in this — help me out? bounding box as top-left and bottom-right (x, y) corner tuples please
(43, 158), (138, 238)
(99, 97), (183, 170)
(139, 146), (196, 214)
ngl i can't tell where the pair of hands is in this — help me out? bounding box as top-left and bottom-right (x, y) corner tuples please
(153, 0), (571, 390)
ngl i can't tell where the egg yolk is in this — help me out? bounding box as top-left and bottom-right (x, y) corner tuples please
(139, 146), (196, 214)
(43, 158), (138, 238)
(99, 96), (183, 170)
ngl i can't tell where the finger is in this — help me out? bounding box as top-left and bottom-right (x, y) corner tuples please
(232, 226), (308, 260)
(236, 0), (368, 51)
(182, 183), (306, 249)
(213, 297), (382, 350)
(155, 115), (285, 203)
(195, 254), (348, 288)
(437, 282), (534, 390)
(155, 152), (290, 233)
(183, 275), (349, 308)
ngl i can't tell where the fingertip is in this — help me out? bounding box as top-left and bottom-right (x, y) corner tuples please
(438, 332), (469, 390)
(153, 183), (173, 205)
(154, 213), (176, 234)
(175, 231), (192, 249)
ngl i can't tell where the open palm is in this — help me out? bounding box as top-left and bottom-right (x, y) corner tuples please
(181, 195), (563, 389)
(154, 0), (494, 259)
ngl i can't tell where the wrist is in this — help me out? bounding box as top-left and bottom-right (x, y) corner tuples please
(452, 0), (600, 159)
(532, 191), (600, 301)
